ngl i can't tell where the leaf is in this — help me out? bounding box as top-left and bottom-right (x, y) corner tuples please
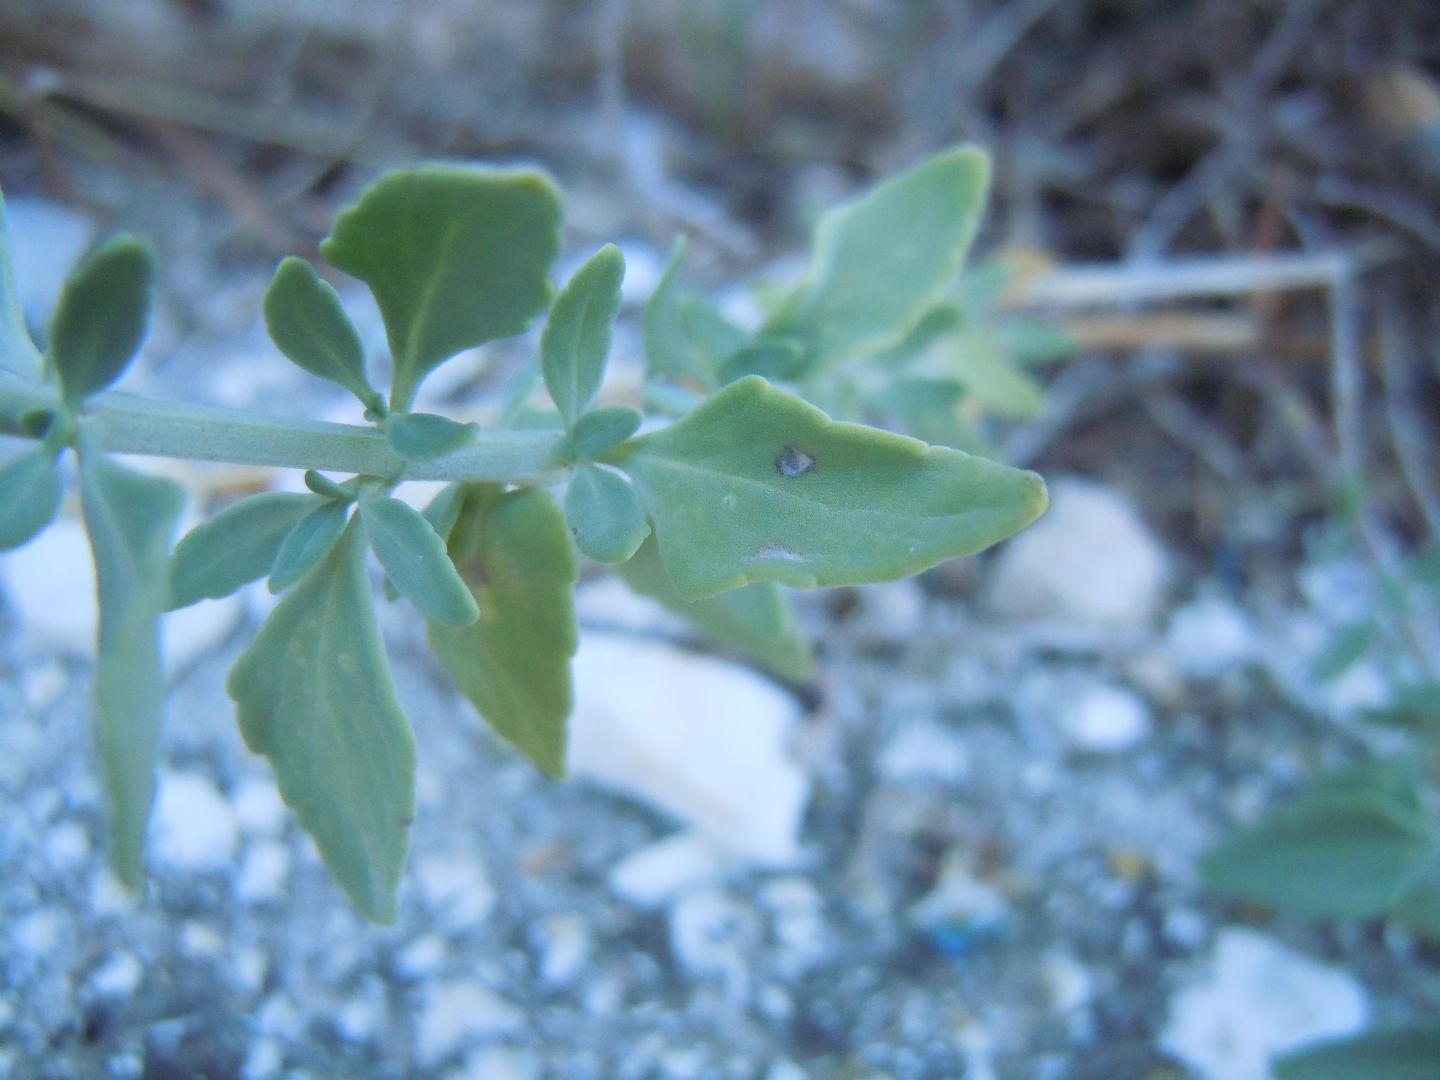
(564, 462), (650, 564)
(228, 520), (415, 922)
(717, 338), (805, 385)
(358, 493), (478, 626)
(767, 147), (989, 370)
(77, 444), (185, 887)
(385, 411), (477, 462)
(612, 375), (1048, 600)
(644, 237), (708, 386)
(1392, 858), (1440, 941)
(541, 244), (625, 427)
(0, 447), (62, 550)
(0, 185), (43, 381)
(572, 406), (643, 459)
(1202, 760), (1437, 919)
(618, 535), (813, 683)
(268, 501), (349, 593)
(263, 257), (376, 405)
(1312, 621), (1376, 682)
(1274, 1028), (1440, 1080)
(947, 329), (1045, 418)
(1363, 682), (1440, 732)
(169, 491), (322, 608)
(320, 166), (563, 410)
(49, 236), (154, 405)
(681, 294), (747, 365)
(303, 469), (356, 502)
(427, 485), (577, 778)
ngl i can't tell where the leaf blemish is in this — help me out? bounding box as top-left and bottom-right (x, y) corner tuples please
(775, 446), (814, 478)
(754, 543), (807, 563)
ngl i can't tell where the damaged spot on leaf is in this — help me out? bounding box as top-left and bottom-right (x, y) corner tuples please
(775, 446), (815, 477)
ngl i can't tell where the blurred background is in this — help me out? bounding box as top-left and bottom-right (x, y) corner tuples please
(1, 1), (1438, 1077)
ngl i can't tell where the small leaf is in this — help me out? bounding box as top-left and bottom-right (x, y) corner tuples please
(1312, 621), (1376, 682)
(613, 375), (1048, 600)
(263, 256), (376, 404)
(303, 469), (356, 502)
(77, 443), (185, 887)
(49, 235), (154, 405)
(644, 237), (708, 386)
(0, 185), (43, 381)
(767, 146), (989, 370)
(1202, 760), (1437, 919)
(618, 536), (813, 683)
(565, 462), (650, 564)
(421, 482), (466, 539)
(228, 520), (416, 922)
(385, 412), (477, 462)
(541, 244), (625, 427)
(1275, 1027), (1440, 1080)
(320, 166), (563, 411)
(268, 501), (349, 593)
(359, 494), (478, 626)
(947, 329), (1045, 418)
(681, 294), (747, 365)
(169, 491), (322, 608)
(717, 338), (805, 385)
(0, 447), (62, 550)
(572, 406), (643, 459)
(427, 485), (577, 778)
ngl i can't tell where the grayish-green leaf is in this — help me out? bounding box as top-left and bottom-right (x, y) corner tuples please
(268, 501), (349, 593)
(618, 536), (813, 683)
(320, 166), (563, 410)
(1363, 682), (1440, 732)
(0, 447), (62, 550)
(718, 338), (805, 385)
(427, 485), (577, 778)
(78, 444), (185, 887)
(1312, 621), (1376, 682)
(613, 375), (1048, 600)
(644, 237), (708, 386)
(0, 185), (43, 380)
(228, 520), (415, 922)
(1275, 1028), (1440, 1080)
(385, 411), (477, 462)
(359, 494), (478, 626)
(263, 256), (375, 404)
(767, 147), (989, 370)
(681, 294), (747, 366)
(49, 236), (154, 405)
(565, 462), (650, 564)
(303, 469), (356, 502)
(542, 244), (625, 427)
(1202, 760), (1437, 919)
(169, 491), (321, 608)
(421, 482), (465, 539)
(572, 406), (643, 459)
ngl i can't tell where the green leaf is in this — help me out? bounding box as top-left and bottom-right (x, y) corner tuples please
(268, 501), (349, 593)
(263, 256), (375, 404)
(541, 244), (625, 427)
(0, 185), (43, 381)
(49, 236), (154, 405)
(618, 536), (813, 683)
(77, 444), (185, 887)
(681, 294), (747, 366)
(947, 329), (1045, 418)
(1392, 859), (1440, 941)
(767, 147), (989, 370)
(573, 406), (643, 459)
(358, 493), (478, 626)
(1363, 682), (1440, 732)
(644, 237), (708, 386)
(385, 411), (477, 462)
(320, 166), (563, 411)
(228, 520), (415, 922)
(1202, 760), (1437, 919)
(1312, 621), (1376, 682)
(427, 485), (577, 778)
(0, 447), (62, 550)
(565, 462), (650, 564)
(169, 491), (322, 608)
(612, 375), (1048, 600)
(1275, 1028), (1440, 1080)
(717, 337), (805, 385)
(303, 469), (356, 502)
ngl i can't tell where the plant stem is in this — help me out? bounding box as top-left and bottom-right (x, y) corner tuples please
(0, 381), (564, 485)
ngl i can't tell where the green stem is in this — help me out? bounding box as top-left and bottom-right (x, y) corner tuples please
(0, 381), (564, 485)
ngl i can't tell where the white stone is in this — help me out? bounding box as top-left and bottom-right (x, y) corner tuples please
(455, 1047), (540, 1080)
(45, 821), (91, 870)
(415, 981), (524, 1068)
(255, 994), (304, 1039)
(395, 934), (449, 981)
(335, 997), (383, 1043)
(233, 778), (287, 837)
(164, 593), (244, 672)
(986, 478), (1166, 632)
(1167, 596), (1256, 678)
(569, 633), (809, 865)
(1054, 681), (1151, 753)
(854, 580), (927, 641)
(1042, 952), (1093, 1013)
(1160, 928), (1368, 1080)
(180, 922), (225, 959)
(236, 841), (291, 904)
(22, 662), (68, 710)
(14, 911), (63, 957)
(241, 1038), (285, 1080)
(668, 888), (758, 1002)
(90, 953), (143, 997)
(5, 195), (94, 330)
(415, 853), (496, 928)
(760, 877), (828, 972)
(909, 860), (1008, 932)
(151, 772), (238, 872)
(573, 576), (682, 635)
(608, 831), (731, 909)
(877, 720), (971, 784)
(536, 914), (591, 986)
